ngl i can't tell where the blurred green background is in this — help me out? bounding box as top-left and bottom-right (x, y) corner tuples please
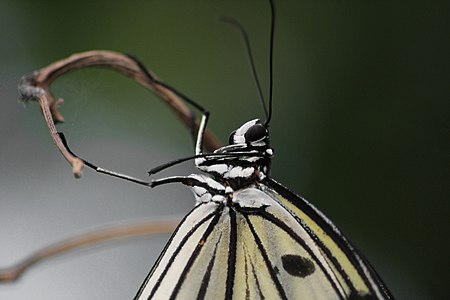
(0, 1), (448, 299)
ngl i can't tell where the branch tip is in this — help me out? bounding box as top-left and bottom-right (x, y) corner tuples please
(72, 158), (84, 178)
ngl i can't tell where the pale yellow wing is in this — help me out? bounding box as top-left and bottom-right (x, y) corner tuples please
(134, 181), (392, 299)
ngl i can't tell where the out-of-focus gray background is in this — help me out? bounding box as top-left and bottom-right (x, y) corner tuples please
(0, 1), (448, 299)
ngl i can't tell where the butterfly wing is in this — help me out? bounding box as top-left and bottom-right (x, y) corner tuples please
(135, 180), (392, 300)
(264, 178), (393, 299)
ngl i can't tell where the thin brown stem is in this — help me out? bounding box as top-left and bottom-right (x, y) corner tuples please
(0, 219), (180, 282)
(19, 50), (222, 177)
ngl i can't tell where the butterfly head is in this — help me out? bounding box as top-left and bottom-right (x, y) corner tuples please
(226, 119), (274, 180)
(228, 119), (269, 148)
(199, 119), (273, 183)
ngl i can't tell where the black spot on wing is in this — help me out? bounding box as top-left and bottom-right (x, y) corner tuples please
(238, 205), (346, 300)
(264, 178), (394, 299)
(281, 254), (315, 278)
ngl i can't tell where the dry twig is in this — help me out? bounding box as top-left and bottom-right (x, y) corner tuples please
(18, 50), (221, 178)
(5, 51), (223, 283)
(0, 220), (180, 282)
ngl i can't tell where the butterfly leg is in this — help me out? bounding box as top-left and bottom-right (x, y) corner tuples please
(151, 174), (231, 204)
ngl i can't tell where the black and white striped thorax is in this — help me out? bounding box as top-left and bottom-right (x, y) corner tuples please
(154, 119), (274, 205)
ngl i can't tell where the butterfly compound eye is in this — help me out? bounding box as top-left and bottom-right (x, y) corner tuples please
(244, 124), (267, 143)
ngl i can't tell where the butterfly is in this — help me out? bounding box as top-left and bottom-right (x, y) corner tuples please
(16, 0), (393, 299)
(130, 1), (393, 299)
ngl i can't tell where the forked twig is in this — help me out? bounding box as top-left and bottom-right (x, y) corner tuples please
(8, 51), (223, 283)
(18, 50), (221, 178)
(0, 219), (180, 282)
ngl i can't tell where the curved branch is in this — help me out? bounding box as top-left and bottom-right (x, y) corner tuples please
(19, 50), (222, 177)
(0, 219), (180, 282)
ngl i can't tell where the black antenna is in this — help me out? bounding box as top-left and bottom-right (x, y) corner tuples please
(220, 17), (268, 121)
(221, 0), (275, 127)
(265, 0), (275, 126)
